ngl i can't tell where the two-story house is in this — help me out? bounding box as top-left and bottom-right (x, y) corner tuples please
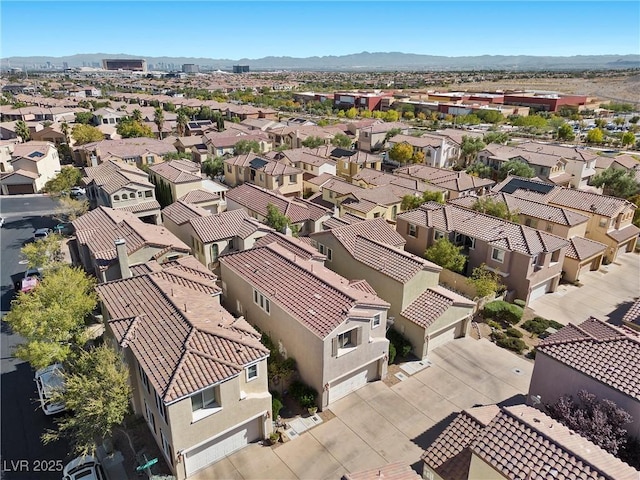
(310, 219), (475, 358)
(82, 159), (161, 224)
(396, 202), (569, 304)
(358, 122), (409, 152)
(75, 138), (176, 169)
(148, 159), (203, 206)
(219, 239), (390, 408)
(394, 164), (494, 199)
(493, 176), (639, 262)
(387, 133), (460, 168)
(96, 255), (272, 479)
(224, 153), (303, 197)
(72, 206), (191, 282)
(0, 141), (61, 194)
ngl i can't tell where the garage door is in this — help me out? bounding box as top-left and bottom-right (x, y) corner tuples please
(184, 418), (261, 477)
(6, 184), (35, 194)
(577, 262), (592, 281)
(328, 361), (378, 404)
(529, 279), (553, 302)
(428, 324), (459, 353)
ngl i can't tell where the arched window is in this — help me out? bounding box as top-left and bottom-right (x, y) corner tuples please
(113, 195), (120, 201)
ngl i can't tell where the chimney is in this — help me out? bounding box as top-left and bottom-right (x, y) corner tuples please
(284, 226), (293, 237)
(114, 239), (131, 279)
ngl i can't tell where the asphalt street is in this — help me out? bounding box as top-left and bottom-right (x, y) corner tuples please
(1, 195), (70, 480)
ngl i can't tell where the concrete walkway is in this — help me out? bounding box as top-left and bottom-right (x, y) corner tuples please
(529, 251), (640, 325)
(191, 337), (533, 480)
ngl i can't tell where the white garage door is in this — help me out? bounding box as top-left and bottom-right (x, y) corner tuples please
(329, 361), (378, 404)
(184, 418), (261, 477)
(577, 261), (592, 280)
(529, 278), (554, 302)
(428, 324), (458, 352)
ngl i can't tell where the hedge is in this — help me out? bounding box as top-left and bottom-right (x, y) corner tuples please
(505, 327), (523, 338)
(289, 380), (318, 409)
(522, 317), (564, 335)
(482, 300), (523, 325)
(496, 337), (527, 353)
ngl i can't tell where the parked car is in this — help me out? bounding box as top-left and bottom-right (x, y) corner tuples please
(62, 455), (106, 480)
(17, 267), (43, 293)
(70, 186), (86, 197)
(33, 228), (52, 241)
(34, 363), (66, 415)
(53, 222), (74, 236)
(0, 217), (5, 227)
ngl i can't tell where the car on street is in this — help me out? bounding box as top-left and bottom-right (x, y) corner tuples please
(17, 267), (43, 293)
(33, 227), (53, 240)
(62, 455), (106, 480)
(0, 216), (4, 227)
(34, 363), (67, 415)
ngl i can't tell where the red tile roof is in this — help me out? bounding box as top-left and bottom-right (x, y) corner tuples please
(342, 462), (421, 480)
(189, 209), (265, 243)
(178, 188), (220, 204)
(538, 317), (640, 401)
(401, 287), (474, 329)
(253, 232), (325, 261)
(82, 159), (153, 194)
(149, 159), (202, 184)
(162, 200), (210, 225)
(313, 217), (405, 252)
(564, 236), (607, 261)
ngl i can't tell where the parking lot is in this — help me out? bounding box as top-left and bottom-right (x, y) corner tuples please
(193, 337), (533, 480)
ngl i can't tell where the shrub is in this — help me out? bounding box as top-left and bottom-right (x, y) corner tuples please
(496, 337), (527, 353)
(549, 320), (564, 330)
(482, 301), (523, 325)
(491, 330), (506, 342)
(272, 396), (283, 419)
(388, 342), (397, 364)
(487, 320), (502, 330)
(388, 328), (412, 358)
(505, 327), (523, 338)
(289, 380), (317, 409)
(522, 316), (562, 335)
(514, 299), (526, 308)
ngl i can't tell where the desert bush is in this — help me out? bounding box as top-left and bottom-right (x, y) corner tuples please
(482, 300), (523, 325)
(289, 380), (317, 409)
(506, 327), (523, 338)
(496, 337), (527, 353)
(388, 328), (412, 358)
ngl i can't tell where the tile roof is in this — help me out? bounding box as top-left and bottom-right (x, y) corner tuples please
(547, 188), (634, 217)
(224, 153), (301, 176)
(97, 262), (268, 404)
(401, 286), (475, 329)
(253, 232), (324, 261)
(538, 317), (640, 401)
(517, 141), (598, 162)
(225, 183), (330, 223)
(564, 236), (607, 261)
(79, 137), (176, 158)
(220, 243), (388, 338)
(482, 143), (568, 168)
(312, 217), (405, 252)
(394, 165), (493, 193)
(148, 159), (202, 184)
(189, 209), (265, 243)
(178, 188), (220, 204)
(470, 405), (638, 480)
(389, 133), (444, 149)
(397, 203), (569, 256)
(114, 200), (161, 215)
(162, 200), (210, 225)
(622, 299), (640, 327)
(342, 462), (421, 480)
(82, 159), (153, 194)
(72, 206), (190, 269)
(607, 223), (640, 242)
(10, 141), (54, 161)
(422, 405), (499, 480)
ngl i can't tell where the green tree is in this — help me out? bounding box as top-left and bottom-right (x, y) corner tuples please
(388, 142), (413, 164)
(424, 238), (466, 273)
(384, 128), (403, 142)
(202, 156), (225, 179)
(153, 107), (165, 140)
(234, 139), (261, 155)
(498, 160), (535, 180)
(483, 131), (509, 144)
(471, 196), (520, 222)
(460, 136), (486, 166)
(412, 150), (425, 164)
(466, 162), (493, 179)
(557, 123), (576, 141)
(116, 119), (154, 139)
(176, 111), (188, 137)
(15, 120), (30, 142)
(131, 109), (143, 123)
(476, 110), (504, 124)
(331, 133), (352, 148)
(301, 136), (325, 149)
(44, 166), (81, 195)
(512, 114), (548, 130)
(467, 263), (502, 298)
(74, 112), (93, 125)
(401, 191), (444, 210)
(20, 234), (64, 270)
(4, 265), (97, 369)
(621, 131), (635, 147)
(383, 110), (400, 122)
(265, 203), (297, 234)
(345, 107), (358, 119)
(71, 124), (104, 145)
(586, 128), (605, 144)
(55, 196), (89, 223)
(42, 344), (131, 456)
(590, 168), (639, 198)
(163, 152), (193, 161)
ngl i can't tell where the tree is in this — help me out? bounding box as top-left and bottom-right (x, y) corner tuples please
(20, 234), (64, 270)
(466, 162), (493, 179)
(401, 191), (444, 210)
(476, 110), (504, 124)
(586, 127), (605, 144)
(116, 119), (154, 139)
(621, 131), (635, 147)
(384, 128), (403, 142)
(498, 160), (535, 180)
(15, 120), (30, 142)
(383, 110), (400, 122)
(546, 390), (633, 456)
(388, 142), (413, 164)
(424, 238), (466, 273)
(234, 139), (261, 155)
(61, 122), (70, 144)
(4, 265), (97, 369)
(55, 196), (89, 223)
(202, 156), (224, 179)
(345, 107), (358, 119)
(153, 107), (164, 140)
(331, 133), (352, 148)
(471, 196), (520, 222)
(42, 344), (131, 456)
(590, 168), (639, 198)
(71, 124), (104, 145)
(483, 131), (509, 144)
(163, 152), (192, 161)
(131, 109), (143, 123)
(176, 111), (188, 137)
(467, 264), (502, 298)
(557, 123), (576, 141)
(301, 136), (325, 149)
(44, 166), (81, 195)
(74, 112), (93, 124)
(512, 114), (548, 130)
(411, 150), (425, 164)
(460, 136), (486, 166)
(265, 203), (297, 234)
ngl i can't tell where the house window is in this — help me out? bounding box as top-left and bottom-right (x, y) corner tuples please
(145, 190), (153, 198)
(227, 165), (232, 173)
(259, 173), (264, 181)
(465, 236), (476, 250)
(138, 362), (150, 394)
(551, 249), (561, 263)
(372, 314), (381, 329)
(343, 161), (349, 169)
(434, 230), (445, 240)
(318, 244), (326, 255)
(144, 399), (156, 434)
(146, 155), (154, 164)
(329, 191), (334, 199)
(137, 191), (143, 198)
(289, 174), (296, 183)
(332, 327), (362, 357)
(454, 232), (463, 245)
(599, 218), (607, 228)
(546, 223), (553, 232)
(253, 289), (270, 314)
(408, 224), (417, 237)
(191, 387), (218, 412)
(524, 218), (538, 228)
(491, 248), (505, 263)
(211, 244), (219, 262)
(246, 364), (258, 382)
(114, 195), (120, 201)
(326, 248), (333, 261)
(161, 430), (173, 466)
(338, 330), (355, 349)
(154, 390), (167, 423)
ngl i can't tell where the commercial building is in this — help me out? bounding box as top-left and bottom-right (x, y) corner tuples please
(102, 59), (147, 72)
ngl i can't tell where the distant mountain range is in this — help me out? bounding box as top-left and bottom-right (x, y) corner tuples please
(2, 52), (640, 71)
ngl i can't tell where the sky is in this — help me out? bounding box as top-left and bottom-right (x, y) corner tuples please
(1, 1), (639, 59)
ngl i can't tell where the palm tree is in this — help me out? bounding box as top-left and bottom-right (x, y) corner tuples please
(15, 120), (30, 143)
(154, 107), (164, 140)
(132, 109), (143, 123)
(177, 112), (188, 137)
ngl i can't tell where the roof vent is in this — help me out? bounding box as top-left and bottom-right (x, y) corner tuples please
(308, 309), (316, 315)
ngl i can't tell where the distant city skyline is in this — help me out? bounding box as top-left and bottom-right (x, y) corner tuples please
(1, 1), (639, 59)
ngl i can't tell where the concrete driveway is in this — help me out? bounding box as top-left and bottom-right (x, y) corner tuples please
(529, 251), (640, 326)
(192, 337), (532, 480)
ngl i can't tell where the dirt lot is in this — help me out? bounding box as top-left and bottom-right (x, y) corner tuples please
(455, 73), (640, 104)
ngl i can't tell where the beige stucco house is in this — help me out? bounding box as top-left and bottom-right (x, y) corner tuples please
(75, 137), (175, 168)
(148, 159), (203, 205)
(72, 206), (191, 282)
(219, 238), (391, 409)
(0, 141), (61, 194)
(96, 256), (272, 480)
(224, 153), (303, 197)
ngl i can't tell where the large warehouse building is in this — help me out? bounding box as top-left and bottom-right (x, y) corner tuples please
(102, 59), (147, 72)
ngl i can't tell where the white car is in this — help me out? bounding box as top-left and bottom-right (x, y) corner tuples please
(34, 363), (66, 415)
(70, 186), (86, 197)
(62, 455), (106, 480)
